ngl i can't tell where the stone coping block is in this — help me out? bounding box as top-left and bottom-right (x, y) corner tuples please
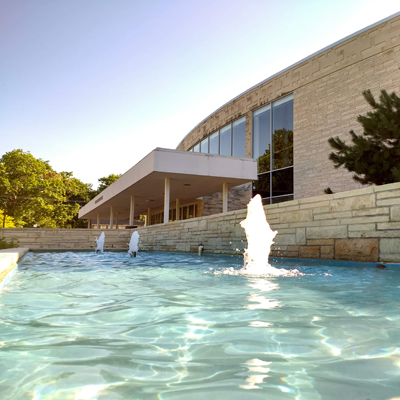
(0, 247), (29, 290)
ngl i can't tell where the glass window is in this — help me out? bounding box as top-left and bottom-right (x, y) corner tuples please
(252, 172), (270, 200)
(253, 105), (271, 173)
(200, 137), (209, 153)
(219, 125), (231, 156)
(209, 131), (219, 155)
(272, 95), (293, 170)
(271, 195), (293, 204)
(252, 94), (294, 205)
(232, 117), (246, 157)
(193, 143), (200, 152)
(271, 167), (293, 198)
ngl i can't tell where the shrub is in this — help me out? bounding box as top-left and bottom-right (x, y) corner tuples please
(0, 237), (19, 250)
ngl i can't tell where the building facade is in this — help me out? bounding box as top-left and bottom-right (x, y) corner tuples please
(177, 12), (400, 207)
(79, 13), (400, 227)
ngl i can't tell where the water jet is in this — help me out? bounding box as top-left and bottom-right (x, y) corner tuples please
(94, 232), (105, 253)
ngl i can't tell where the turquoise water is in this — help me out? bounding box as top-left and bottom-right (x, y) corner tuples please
(0, 251), (399, 400)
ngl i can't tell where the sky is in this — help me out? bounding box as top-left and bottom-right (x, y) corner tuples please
(1, 0), (399, 188)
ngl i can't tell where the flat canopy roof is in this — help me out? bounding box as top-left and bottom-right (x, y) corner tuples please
(79, 148), (257, 220)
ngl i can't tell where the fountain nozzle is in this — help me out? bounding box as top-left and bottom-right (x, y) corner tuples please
(198, 243), (204, 256)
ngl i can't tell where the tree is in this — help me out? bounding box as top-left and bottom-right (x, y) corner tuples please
(0, 149), (92, 228)
(256, 129), (293, 173)
(328, 89), (400, 185)
(0, 210), (15, 227)
(96, 174), (122, 194)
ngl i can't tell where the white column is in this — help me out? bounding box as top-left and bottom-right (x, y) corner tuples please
(87, 219), (91, 229)
(176, 198), (180, 221)
(129, 196), (135, 226)
(144, 215), (147, 227)
(222, 182), (228, 213)
(97, 213), (100, 229)
(110, 206), (114, 229)
(164, 177), (170, 224)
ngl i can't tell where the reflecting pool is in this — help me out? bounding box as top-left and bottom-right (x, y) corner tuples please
(0, 251), (399, 399)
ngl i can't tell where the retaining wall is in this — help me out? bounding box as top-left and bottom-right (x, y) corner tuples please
(136, 182), (400, 263)
(0, 229), (132, 251)
(1, 183), (400, 262)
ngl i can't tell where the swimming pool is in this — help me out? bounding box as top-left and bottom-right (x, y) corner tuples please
(1, 251), (399, 399)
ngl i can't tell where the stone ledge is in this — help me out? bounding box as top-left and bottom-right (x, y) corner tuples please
(0, 248), (30, 290)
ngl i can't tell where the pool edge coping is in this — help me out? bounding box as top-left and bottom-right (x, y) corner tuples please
(0, 248), (30, 290)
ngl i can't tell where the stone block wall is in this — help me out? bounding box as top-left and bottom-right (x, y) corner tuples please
(294, 44), (400, 198)
(136, 182), (400, 263)
(0, 228), (132, 251)
(2, 183), (400, 262)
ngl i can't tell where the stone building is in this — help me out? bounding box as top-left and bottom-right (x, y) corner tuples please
(79, 12), (400, 227)
(177, 11), (400, 207)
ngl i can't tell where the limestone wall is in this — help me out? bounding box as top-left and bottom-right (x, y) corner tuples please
(1, 183), (400, 262)
(0, 228), (132, 251)
(294, 44), (400, 198)
(136, 183), (400, 263)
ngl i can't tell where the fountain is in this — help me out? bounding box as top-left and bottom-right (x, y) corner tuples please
(94, 232), (105, 253)
(239, 194), (284, 275)
(198, 243), (204, 256)
(128, 231), (140, 257)
(239, 194), (302, 276)
(213, 194), (301, 276)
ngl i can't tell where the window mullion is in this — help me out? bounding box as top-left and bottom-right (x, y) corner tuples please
(270, 103), (273, 198)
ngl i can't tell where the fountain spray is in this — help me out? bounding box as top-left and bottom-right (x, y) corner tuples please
(95, 232), (105, 253)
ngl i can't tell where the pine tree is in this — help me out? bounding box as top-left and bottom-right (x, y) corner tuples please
(328, 89), (400, 185)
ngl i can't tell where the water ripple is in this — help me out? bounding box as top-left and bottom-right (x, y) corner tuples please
(0, 251), (399, 399)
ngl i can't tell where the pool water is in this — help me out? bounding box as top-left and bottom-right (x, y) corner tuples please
(0, 251), (399, 400)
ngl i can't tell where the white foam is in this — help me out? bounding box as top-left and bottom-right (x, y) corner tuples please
(94, 232), (105, 253)
(221, 195), (303, 277)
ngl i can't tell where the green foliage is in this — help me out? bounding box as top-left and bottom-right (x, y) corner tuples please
(0, 149), (93, 228)
(0, 237), (18, 249)
(328, 90), (400, 185)
(97, 174), (122, 193)
(256, 129), (293, 174)
(257, 147), (270, 174)
(0, 210), (15, 227)
(273, 128), (293, 170)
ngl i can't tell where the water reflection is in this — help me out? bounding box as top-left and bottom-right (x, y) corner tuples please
(245, 278), (281, 311)
(240, 358), (271, 390)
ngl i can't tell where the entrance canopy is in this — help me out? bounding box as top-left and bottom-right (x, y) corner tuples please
(79, 148), (257, 223)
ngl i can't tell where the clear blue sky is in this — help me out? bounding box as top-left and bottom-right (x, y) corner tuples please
(1, 0), (399, 188)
